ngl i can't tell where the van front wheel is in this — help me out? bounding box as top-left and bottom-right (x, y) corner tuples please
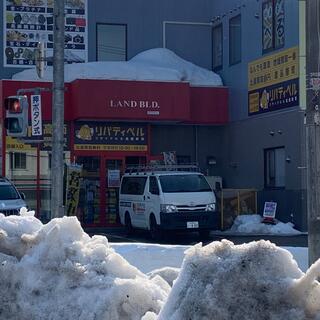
(150, 215), (162, 242)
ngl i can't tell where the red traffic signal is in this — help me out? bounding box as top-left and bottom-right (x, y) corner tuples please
(4, 97), (22, 113)
(4, 95), (29, 137)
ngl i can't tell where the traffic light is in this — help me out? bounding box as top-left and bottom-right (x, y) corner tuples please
(4, 95), (29, 137)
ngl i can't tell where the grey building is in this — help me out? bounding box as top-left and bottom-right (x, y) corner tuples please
(1, 0), (306, 230)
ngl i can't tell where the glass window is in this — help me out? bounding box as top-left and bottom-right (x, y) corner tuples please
(262, 0), (285, 53)
(212, 23), (223, 70)
(10, 152), (26, 170)
(120, 177), (147, 195)
(264, 147), (285, 188)
(0, 185), (20, 200)
(149, 176), (159, 195)
(96, 23), (127, 61)
(159, 174), (212, 193)
(229, 15), (241, 65)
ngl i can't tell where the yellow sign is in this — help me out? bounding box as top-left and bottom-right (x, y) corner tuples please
(65, 164), (82, 217)
(248, 46), (299, 91)
(6, 136), (36, 151)
(74, 144), (148, 151)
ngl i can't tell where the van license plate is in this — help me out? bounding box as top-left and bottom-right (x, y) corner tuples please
(187, 221), (199, 228)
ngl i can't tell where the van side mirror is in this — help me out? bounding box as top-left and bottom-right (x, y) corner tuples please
(20, 192), (26, 200)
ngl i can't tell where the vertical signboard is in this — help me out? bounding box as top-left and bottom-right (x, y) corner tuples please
(274, 0), (285, 49)
(65, 164), (82, 216)
(31, 94), (42, 136)
(3, 0), (88, 67)
(262, 0), (285, 53)
(262, 0), (274, 53)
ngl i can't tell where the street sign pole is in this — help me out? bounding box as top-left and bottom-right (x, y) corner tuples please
(306, 0), (320, 265)
(51, 0), (65, 218)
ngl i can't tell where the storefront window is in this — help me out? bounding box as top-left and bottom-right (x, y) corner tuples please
(106, 159), (122, 224)
(77, 156), (101, 225)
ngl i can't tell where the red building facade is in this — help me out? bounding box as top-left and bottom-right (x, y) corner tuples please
(0, 79), (228, 227)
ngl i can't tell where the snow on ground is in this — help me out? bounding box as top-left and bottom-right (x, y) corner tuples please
(158, 240), (320, 320)
(0, 211), (315, 320)
(110, 242), (189, 274)
(11, 48), (223, 86)
(0, 211), (169, 320)
(228, 214), (301, 235)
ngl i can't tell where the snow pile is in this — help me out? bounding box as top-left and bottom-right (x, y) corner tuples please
(148, 267), (180, 287)
(229, 214), (301, 235)
(0, 212), (169, 320)
(111, 242), (188, 274)
(12, 48), (222, 86)
(158, 240), (320, 320)
(1, 212), (315, 320)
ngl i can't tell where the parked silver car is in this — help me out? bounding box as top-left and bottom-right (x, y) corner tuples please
(0, 177), (27, 216)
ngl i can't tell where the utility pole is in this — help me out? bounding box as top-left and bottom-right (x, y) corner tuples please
(306, 0), (320, 265)
(51, 0), (65, 218)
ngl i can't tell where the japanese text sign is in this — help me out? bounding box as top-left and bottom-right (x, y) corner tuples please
(74, 122), (148, 152)
(248, 46), (299, 115)
(31, 94), (42, 136)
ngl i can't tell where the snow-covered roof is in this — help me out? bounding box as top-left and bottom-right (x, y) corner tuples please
(11, 48), (223, 87)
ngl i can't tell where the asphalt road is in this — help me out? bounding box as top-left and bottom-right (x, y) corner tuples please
(86, 227), (308, 247)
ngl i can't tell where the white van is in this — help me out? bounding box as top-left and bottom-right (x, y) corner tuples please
(119, 167), (219, 239)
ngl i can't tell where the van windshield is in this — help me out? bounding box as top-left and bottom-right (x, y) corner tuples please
(159, 174), (212, 193)
(0, 185), (20, 200)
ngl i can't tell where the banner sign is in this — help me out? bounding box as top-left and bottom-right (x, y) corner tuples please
(262, 0), (285, 53)
(248, 46), (299, 115)
(65, 164), (82, 216)
(6, 121), (70, 151)
(108, 170), (120, 187)
(3, 0), (88, 67)
(263, 201), (277, 219)
(163, 151), (177, 165)
(74, 122), (148, 152)
(274, 0), (285, 49)
(262, 0), (273, 53)
(31, 94), (42, 136)
(41, 122), (69, 150)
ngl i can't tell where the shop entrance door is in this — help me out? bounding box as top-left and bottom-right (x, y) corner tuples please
(76, 155), (124, 227)
(76, 156), (102, 226)
(105, 159), (123, 225)
(76, 155), (146, 227)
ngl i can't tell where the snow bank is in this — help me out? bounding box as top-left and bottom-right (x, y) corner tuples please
(148, 267), (180, 287)
(110, 242), (188, 274)
(0, 213), (169, 320)
(229, 214), (301, 235)
(12, 48), (222, 86)
(158, 240), (320, 320)
(1, 212), (316, 320)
